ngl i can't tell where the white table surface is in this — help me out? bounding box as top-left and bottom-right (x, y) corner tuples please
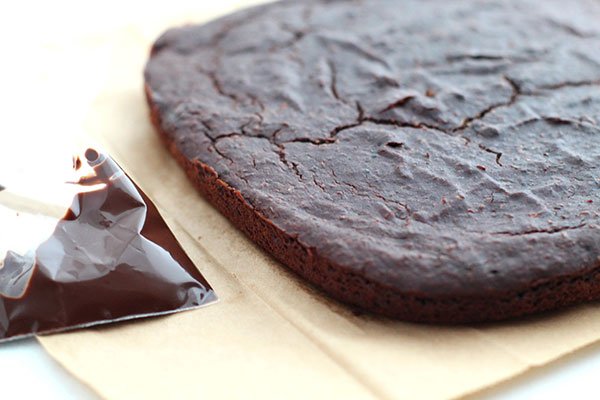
(0, 339), (99, 400)
(1, 337), (598, 400)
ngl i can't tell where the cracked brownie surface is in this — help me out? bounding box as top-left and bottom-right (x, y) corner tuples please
(145, 0), (600, 323)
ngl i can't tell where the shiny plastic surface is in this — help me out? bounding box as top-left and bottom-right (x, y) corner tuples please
(0, 149), (216, 342)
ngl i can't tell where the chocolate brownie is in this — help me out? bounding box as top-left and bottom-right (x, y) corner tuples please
(144, 0), (600, 323)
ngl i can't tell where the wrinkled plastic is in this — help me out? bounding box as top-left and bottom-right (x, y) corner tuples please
(0, 148), (216, 342)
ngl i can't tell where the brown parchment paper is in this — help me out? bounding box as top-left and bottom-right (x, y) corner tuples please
(9, 1), (600, 399)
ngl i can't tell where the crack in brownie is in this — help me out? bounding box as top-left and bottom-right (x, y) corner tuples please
(144, 0), (600, 323)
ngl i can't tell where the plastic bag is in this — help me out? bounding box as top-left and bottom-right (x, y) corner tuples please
(0, 148), (216, 342)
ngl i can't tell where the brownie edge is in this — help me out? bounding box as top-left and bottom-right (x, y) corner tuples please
(145, 84), (600, 324)
(143, 0), (600, 323)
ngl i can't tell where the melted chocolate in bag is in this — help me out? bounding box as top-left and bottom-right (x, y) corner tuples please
(0, 149), (216, 342)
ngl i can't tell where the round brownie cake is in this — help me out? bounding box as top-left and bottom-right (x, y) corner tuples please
(144, 0), (600, 323)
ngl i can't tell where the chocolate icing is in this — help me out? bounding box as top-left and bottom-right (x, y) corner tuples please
(0, 150), (215, 341)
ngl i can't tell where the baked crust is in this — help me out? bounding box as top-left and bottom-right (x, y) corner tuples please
(144, 0), (600, 323)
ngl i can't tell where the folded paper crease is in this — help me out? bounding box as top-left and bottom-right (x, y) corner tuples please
(6, 1), (597, 399)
